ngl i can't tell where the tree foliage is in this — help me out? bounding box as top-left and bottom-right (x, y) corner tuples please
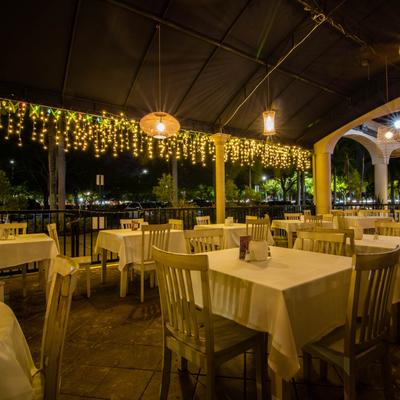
(152, 173), (176, 204)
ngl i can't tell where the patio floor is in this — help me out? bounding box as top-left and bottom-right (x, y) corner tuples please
(4, 266), (400, 400)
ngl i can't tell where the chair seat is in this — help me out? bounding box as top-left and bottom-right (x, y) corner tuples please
(303, 325), (346, 371)
(72, 255), (92, 265)
(133, 260), (156, 272)
(167, 313), (262, 358)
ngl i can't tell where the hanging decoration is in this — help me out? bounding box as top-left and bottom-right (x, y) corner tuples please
(0, 98), (311, 170)
(263, 110), (275, 136)
(140, 25), (180, 139)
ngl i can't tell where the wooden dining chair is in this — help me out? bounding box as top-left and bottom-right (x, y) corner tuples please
(303, 209), (311, 217)
(303, 214), (323, 225)
(32, 255), (79, 400)
(152, 247), (268, 400)
(196, 215), (211, 225)
(295, 230), (347, 256)
(245, 215), (257, 222)
(303, 246), (400, 399)
(184, 228), (224, 253)
(133, 223), (171, 303)
(168, 218), (183, 230)
(120, 218), (145, 229)
(394, 209), (400, 222)
(283, 212), (302, 220)
(246, 218), (271, 241)
(47, 223), (93, 297)
(343, 209), (358, 216)
(375, 220), (400, 236)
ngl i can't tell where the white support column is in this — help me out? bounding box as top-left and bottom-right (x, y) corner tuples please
(315, 151), (332, 215)
(211, 133), (230, 224)
(374, 162), (388, 204)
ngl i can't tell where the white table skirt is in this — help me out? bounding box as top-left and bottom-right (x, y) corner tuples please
(335, 215), (392, 231)
(95, 229), (186, 270)
(195, 247), (352, 380)
(0, 233), (58, 270)
(194, 223), (274, 247)
(0, 302), (36, 400)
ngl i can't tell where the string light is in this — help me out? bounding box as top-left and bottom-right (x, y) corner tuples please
(0, 97), (311, 171)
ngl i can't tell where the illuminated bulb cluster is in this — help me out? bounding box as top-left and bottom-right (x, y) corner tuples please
(0, 98), (311, 171)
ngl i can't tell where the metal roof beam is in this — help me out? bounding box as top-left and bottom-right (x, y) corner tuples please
(123, 0), (173, 107)
(62, 0), (82, 101)
(104, 0), (347, 101)
(173, 0), (254, 115)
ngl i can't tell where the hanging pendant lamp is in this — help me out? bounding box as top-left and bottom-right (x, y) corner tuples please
(263, 76), (276, 137)
(140, 25), (180, 139)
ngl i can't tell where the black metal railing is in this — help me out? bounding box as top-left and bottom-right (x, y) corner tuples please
(0, 204), (315, 275)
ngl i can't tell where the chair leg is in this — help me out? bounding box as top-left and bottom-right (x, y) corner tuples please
(149, 271), (155, 288)
(85, 264), (91, 298)
(22, 264), (27, 297)
(382, 344), (394, 399)
(302, 351), (312, 383)
(206, 359), (216, 399)
(179, 357), (188, 373)
(255, 335), (268, 400)
(140, 270), (145, 303)
(343, 371), (356, 400)
(319, 360), (328, 381)
(160, 346), (172, 400)
(120, 268), (128, 298)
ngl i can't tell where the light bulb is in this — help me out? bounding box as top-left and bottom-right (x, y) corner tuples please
(156, 121), (165, 132)
(394, 119), (400, 129)
(384, 130), (394, 139)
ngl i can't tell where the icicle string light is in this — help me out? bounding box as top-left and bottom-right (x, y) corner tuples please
(0, 98), (311, 170)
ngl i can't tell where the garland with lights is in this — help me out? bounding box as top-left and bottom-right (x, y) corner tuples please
(0, 98), (311, 170)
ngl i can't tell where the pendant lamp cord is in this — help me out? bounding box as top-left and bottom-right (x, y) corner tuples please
(385, 56), (389, 103)
(157, 24), (162, 112)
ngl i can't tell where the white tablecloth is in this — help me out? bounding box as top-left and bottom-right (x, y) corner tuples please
(336, 215), (392, 231)
(0, 233), (58, 270)
(194, 223), (274, 247)
(0, 302), (36, 400)
(271, 220), (334, 247)
(95, 229), (186, 270)
(196, 247), (352, 380)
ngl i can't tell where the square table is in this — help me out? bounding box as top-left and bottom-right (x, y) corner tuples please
(0, 233), (58, 291)
(195, 247), (352, 380)
(95, 229), (186, 297)
(270, 219), (334, 248)
(335, 215), (392, 235)
(194, 223), (274, 247)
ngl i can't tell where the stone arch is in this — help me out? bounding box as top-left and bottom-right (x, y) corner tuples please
(313, 97), (400, 214)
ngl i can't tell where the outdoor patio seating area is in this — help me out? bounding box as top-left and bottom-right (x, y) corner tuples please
(3, 266), (400, 400)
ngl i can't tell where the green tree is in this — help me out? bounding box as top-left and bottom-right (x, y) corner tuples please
(261, 179), (282, 200)
(225, 178), (239, 203)
(0, 170), (11, 207)
(152, 173), (176, 204)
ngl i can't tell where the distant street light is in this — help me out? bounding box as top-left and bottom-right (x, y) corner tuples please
(142, 168), (148, 175)
(262, 175), (267, 181)
(9, 159), (15, 182)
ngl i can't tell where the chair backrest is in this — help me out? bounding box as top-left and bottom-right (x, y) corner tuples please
(295, 230), (347, 256)
(283, 212), (302, 220)
(303, 214), (323, 225)
(40, 255), (78, 399)
(184, 228), (224, 253)
(196, 215), (210, 225)
(302, 227), (355, 255)
(168, 219), (184, 230)
(303, 209), (311, 216)
(331, 209), (344, 216)
(120, 218), (145, 229)
(344, 247), (400, 358)
(141, 224), (171, 262)
(375, 220), (400, 236)
(245, 215), (257, 223)
(343, 209), (358, 216)
(246, 218), (270, 241)
(47, 223), (61, 253)
(359, 209), (391, 217)
(3, 222), (27, 235)
(336, 215), (346, 230)
(394, 209), (400, 222)
(153, 247), (214, 355)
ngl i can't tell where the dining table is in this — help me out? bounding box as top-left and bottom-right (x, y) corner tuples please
(95, 228), (186, 297)
(270, 219), (334, 248)
(0, 302), (37, 400)
(193, 246), (352, 399)
(194, 222), (274, 247)
(0, 233), (58, 292)
(334, 215), (393, 236)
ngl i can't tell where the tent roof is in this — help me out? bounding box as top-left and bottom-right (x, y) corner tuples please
(1, 0), (400, 146)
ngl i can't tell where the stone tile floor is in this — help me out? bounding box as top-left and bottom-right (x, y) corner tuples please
(3, 265), (400, 399)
